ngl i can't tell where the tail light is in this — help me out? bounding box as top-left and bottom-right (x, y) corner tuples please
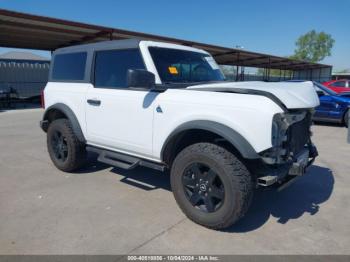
(40, 89), (45, 108)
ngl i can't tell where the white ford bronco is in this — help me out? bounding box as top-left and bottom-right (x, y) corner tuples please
(40, 39), (319, 229)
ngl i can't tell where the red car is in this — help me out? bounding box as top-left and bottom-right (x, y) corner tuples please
(322, 79), (350, 93)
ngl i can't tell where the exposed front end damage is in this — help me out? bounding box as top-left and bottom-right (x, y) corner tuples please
(257, 109), (318, 190)
(185, 81), (320, 190)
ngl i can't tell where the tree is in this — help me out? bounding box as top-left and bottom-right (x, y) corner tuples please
(291, 30), (335, 62)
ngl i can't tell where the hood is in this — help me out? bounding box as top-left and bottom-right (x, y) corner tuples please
(186, 81), (320, 109)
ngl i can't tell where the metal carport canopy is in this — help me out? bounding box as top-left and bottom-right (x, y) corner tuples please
(0, 9), (331, 71)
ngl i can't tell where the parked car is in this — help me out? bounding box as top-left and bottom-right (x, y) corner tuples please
(286, 80), (349, 127)
(322, 79), (350, 93)
(313, 82), (349, 127)
(40, 39), (319, 229)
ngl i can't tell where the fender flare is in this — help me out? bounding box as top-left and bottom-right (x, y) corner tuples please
(161, 120), (260, 160)
(42, 103), (86, 143)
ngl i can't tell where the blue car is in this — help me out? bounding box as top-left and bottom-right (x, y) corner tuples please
(286, 80), (349, 127)
(313, 82), (349, 127)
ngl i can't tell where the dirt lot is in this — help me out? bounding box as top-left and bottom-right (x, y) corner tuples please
(0, 109), (349, 255)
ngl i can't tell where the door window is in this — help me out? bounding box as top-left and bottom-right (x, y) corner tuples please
(94, 49), (145, 88)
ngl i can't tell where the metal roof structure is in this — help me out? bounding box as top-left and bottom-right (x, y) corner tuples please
(0, 9), (331, 71)
(0, 51), (49, 61)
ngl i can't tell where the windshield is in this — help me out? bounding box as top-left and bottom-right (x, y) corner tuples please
(149, 47), (225, 84)
(313, 82), (338, 96)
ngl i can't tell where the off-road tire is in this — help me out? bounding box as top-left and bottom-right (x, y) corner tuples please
(170, 142), (254, 230)
(47, 119), (87, 172)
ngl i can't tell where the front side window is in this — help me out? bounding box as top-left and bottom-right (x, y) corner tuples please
(94, 49), (145, 88)
(149, 47), (225, 84)
(52, 52), (87, 81)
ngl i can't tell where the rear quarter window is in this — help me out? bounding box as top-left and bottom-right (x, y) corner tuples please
(51, 52), (87, 81)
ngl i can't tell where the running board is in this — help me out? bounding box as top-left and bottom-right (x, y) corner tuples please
(86, 146), (166, 171)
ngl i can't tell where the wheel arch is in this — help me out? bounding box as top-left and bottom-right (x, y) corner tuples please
(161, 120), (260, 165)
(42, 103), (86, 143)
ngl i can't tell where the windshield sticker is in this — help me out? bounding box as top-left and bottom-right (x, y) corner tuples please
(168, 66), (178, 74)
(204, 57), (220, 70)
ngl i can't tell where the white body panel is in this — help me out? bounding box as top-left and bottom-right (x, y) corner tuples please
(85, 87), (156, 158)
(152, 89), (284, 158)
(45, 83), (284, 161)
(44, 82), (89, 137)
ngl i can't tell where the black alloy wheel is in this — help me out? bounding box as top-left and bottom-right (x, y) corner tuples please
(182, 162), (225, 213)
(51, 130), (68, 163)
(47, 119), (87, 172)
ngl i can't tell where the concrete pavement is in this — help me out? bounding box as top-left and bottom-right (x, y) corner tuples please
(0, 109), (349, 254)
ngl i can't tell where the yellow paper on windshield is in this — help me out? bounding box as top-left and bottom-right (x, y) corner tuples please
(168, 66), (178, 74)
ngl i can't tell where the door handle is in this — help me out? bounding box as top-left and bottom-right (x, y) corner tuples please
(87, 99), (101, 106)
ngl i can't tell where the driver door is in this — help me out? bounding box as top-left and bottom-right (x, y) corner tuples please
(85, 48), (156, 158)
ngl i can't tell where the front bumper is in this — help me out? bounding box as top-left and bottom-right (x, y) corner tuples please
(257, 143), (318, 190)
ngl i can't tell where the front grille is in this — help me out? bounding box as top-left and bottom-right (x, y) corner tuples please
(287, 113), (311, 156)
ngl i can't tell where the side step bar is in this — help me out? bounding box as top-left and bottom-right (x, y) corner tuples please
(86, 146), (166, 172)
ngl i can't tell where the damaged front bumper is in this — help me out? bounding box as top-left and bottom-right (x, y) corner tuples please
(257, 142), (318, 191)
(256, 108), (318, 191)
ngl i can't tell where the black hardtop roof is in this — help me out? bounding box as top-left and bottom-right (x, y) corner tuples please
(53, 38), (142, 54)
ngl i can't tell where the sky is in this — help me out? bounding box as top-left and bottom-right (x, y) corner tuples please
(0, 0), (349, 71)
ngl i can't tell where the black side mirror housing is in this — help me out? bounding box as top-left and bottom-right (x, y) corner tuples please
(127, 69), (156, 89)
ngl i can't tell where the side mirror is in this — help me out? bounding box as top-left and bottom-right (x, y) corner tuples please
(127, 69), (155, 89)
(316, 90), (325, 97)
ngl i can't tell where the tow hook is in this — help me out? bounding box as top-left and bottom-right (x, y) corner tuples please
(257, 175), (278, 187)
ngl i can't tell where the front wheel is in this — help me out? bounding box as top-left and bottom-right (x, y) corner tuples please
(170, 143), (254, 230)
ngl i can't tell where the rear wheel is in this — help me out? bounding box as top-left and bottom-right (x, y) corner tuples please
(170, 143), (254, 230)
(47, 119), (87, 172)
